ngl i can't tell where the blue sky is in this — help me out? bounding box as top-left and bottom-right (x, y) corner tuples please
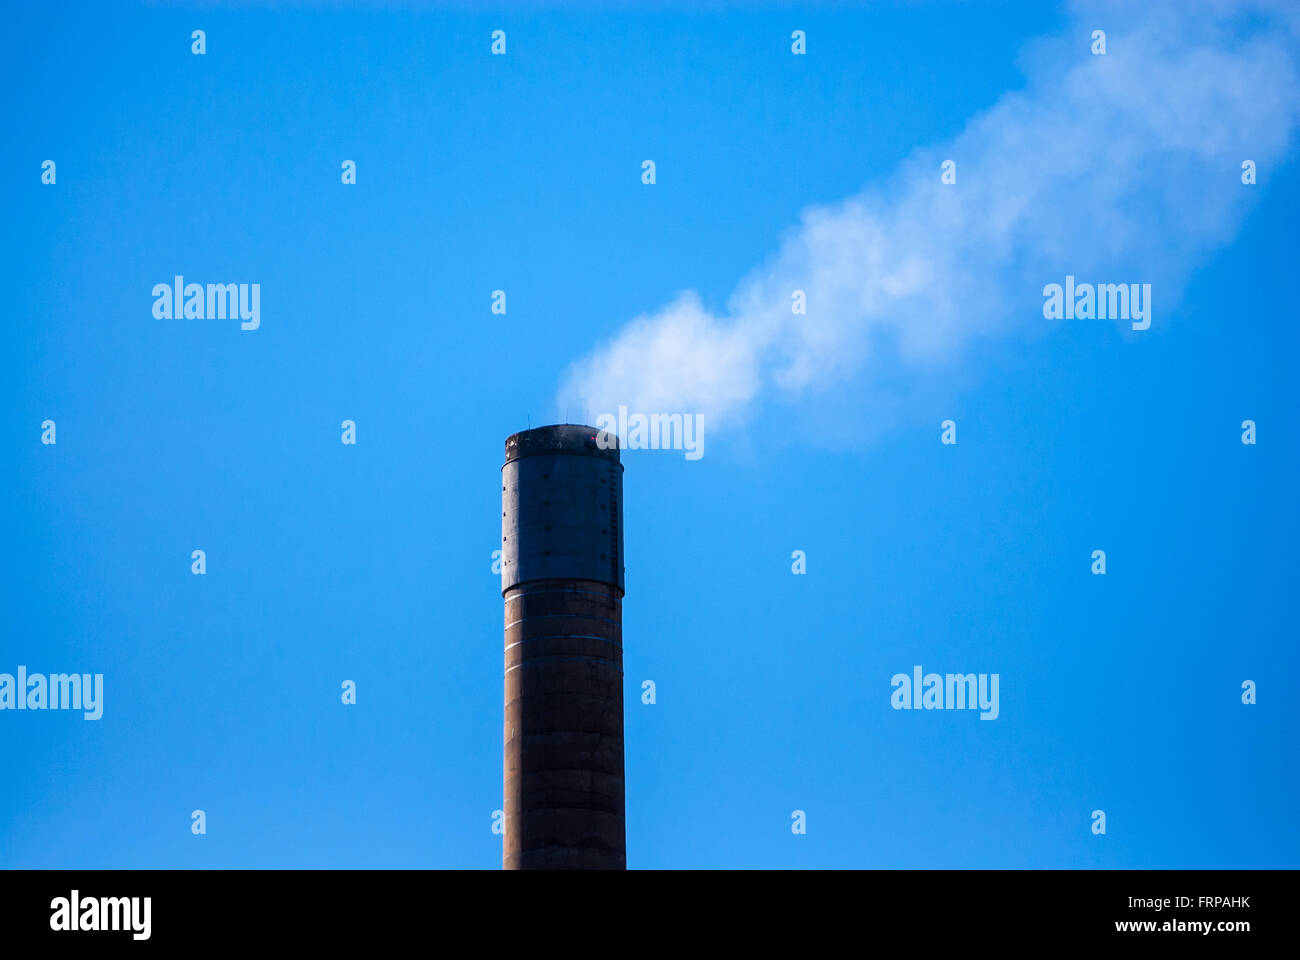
(2, 0), (1297, 868)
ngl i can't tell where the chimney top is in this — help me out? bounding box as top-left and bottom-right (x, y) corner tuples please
(504, 423), (620, 465)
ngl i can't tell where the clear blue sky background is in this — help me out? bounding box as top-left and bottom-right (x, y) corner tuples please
(2, 1), (1296, 868)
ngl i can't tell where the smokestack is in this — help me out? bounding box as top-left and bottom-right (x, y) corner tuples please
(500, 424), (625, 869)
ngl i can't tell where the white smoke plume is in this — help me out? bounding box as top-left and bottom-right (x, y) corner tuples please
(559, 1), (1300, 438)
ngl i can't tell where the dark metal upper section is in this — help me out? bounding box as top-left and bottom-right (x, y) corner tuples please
(504, 423), (621, 465)
(501, 425), (624, 595)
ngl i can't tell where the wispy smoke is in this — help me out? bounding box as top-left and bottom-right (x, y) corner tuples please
(559, 1), (1300, 438)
